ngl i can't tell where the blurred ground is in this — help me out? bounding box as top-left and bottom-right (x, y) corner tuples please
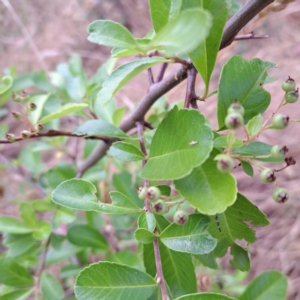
(0, 0), (300, 299)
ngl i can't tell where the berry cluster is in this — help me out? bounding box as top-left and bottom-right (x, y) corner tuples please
(137, 186), (188, 225)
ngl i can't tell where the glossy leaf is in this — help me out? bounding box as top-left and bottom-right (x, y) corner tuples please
(239, 271), (287, 300)
(174, 293), (237, 300)
(174, 151), (237, 215)
(39, 103), (88, 124)
(241, 161), (254, 177)
(150, 9), (213, 56)
(75, 262), (158, 300)
(229, 243), (250, 271)
(188, 0), (228, 95)
(138, 212), (156, 232)
(87, 20), (138, 49)
(73, 120), (128, 138)
(142, 107), (213, 181)
(109, 142), (145, 161)
(0, 216), (33, 234)
(135, 228), (157, 244)
(40, 272), (64, 300)
(67, 225), (109, 249)
(0, 258), (34, 287)
(232, 142), (284, 163)
(247, 114), (263, 136)
(95, 57), (167, 108)
(218, 56), (276, 128)
(160, 214), (217, 254)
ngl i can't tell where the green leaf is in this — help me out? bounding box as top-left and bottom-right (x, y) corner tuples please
(74, 262), (158, 300)
(0, 76), (13, 94)
(109, 142), (145, 161)
(174, 150), (237, 215)
(194, 252), (218, 269)
(150, 9), (213, 56)
(46, 242), (82, 265)
(4, 234), (37, 258)
(39, 103), (88, 124)
(87, 20), (138, 49)
(73, 120), (128, 138)
(138, 212), (156, 232)
(135, 228), (157, 244)
(40, 272), (64, 300)
(174, 293), (237, 299)
(232, 142), (284, 163)
(241, 161), (254, 177)
(0, 288), (33, 300)
(218, 56), (276, 128)
(67, 225), (109, 249)
(142, 107), (213, 181)
(28, 94), (49, 125)
(247, 114), (263, 136)
(229, 243), (250, 271)
(239, 271), (287, 300)
(106, 250), (142, 270)
(144, 239), (197, 298)
(0, 216), (33, 234)
(112, 106), (127, 126)
(0, 258), (34, 287)
(95, 57), (166, 108)
(19, 203), (39, 229)
(214, 136), (244, 148)
(188, 0), (228, 95)
(60, 265), (83, 279)
(52, 179), (142, 214)
(160, 214), (217, 254)
(157, 185), (171, 196)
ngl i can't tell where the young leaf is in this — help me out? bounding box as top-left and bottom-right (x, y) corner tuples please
(188, 0), (228, 95)
(174, 293), (237, 300)
(138, 212), (156, 232)
(134, 228), (157, 244)
(241, 161), (254, 177)
(142, 107), (213, 181)
(67, 225), (109, 249)
(28, 94), (49, 125)
(0, 258), (34, 287)
(232, 141), (284, 163)
(144, 241), (197, 298)
(95, 57), (167, 108)
(214, 136), (244, 148)
(0, 75), (13, 94)
(87, 20), (138, 49)
(238, 271), (287, 300)
(0, 216), (33, 234)
(39, 103), (88, 124)
(218, 56), (276, 128)
(109, 141), (145, 161)
(229, 243), (250, 271)
(73, 120), (128, 138)
(160, 214), (217, 255)
(150, 9), (213, 56)
(40, 271), (64, 300)
(174, 150), (237, 215)
(74, 262), (158, 300)
(247, 114), (263, 136)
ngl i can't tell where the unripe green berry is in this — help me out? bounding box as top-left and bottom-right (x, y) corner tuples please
(260, 168), (276, 184)
(28, 103), (37, 111)
(6, 133), (16, 143)
(137, 187), (147, 201)
(2, 76), (12, 86)
(281, 76), (296, 92)
(21, 130), (31, 139)
(227, 100), (245, 116)
(225, 112), (244, 130)
(152, 200), (167, 215)
(215, 154), (234, 173)
(271, 114), (289, 129)
(173, 210), (189, 225)
(272, 187), (289, 203)
(12, 93), (22, 103)
(11, 111), (22, 121)
(285, 89), (298, 103)
(270, 145), (288, 159)
(35, 123), (44, 132)
(147, 186), (161, 202)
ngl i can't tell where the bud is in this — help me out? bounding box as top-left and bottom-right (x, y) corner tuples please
(21, 130), (31, 139)
(6, 133), (16, 143)
(227, 100), (245, 116)
(35, 123), (44, 132)
(28, 103), (37, 111)
(225, 112), (244, 130)
(12, 93), (22, 103)
(11, 112), (22, 121)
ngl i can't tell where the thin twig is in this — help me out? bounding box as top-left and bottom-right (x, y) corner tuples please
(156, 63), (168, 82)
(148, 68), (154, 85)
(234, 31), (268, 40)
(184, 67), (198, 109)
(2, 0), (49, 73)
(0, 129), (110, 144)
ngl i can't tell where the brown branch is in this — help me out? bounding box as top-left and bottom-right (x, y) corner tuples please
(76, 0), (275, 177)
(234, 31), (268, 40)
(156, 63), (168, 82)
(148, 68), (154, 85)
(0, 130), (110, 144)
(184, 67), (198, 109)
